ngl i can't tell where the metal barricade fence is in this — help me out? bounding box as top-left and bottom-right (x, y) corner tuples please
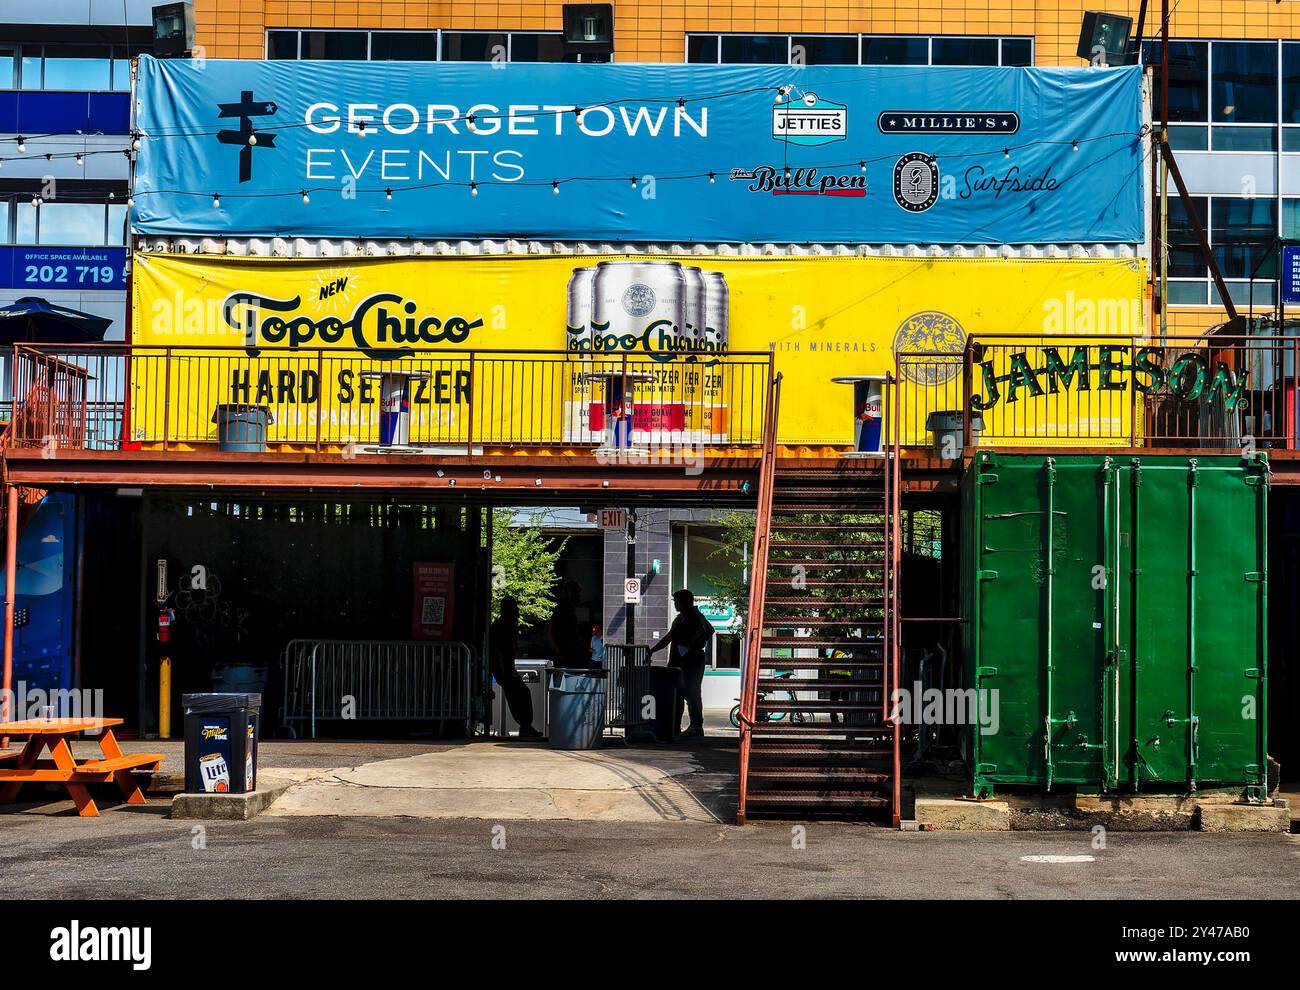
(281, 638), (473, 739)
(603, 643), (654, 735)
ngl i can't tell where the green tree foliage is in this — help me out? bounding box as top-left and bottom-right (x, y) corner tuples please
(490, 509), (568, 625)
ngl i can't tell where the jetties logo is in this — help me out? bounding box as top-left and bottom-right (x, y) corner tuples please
(773, 91), (848, 147)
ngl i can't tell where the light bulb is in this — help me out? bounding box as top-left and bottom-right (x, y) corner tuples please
(213, 193), (220, 208)
(301, 190), (310, 204)
(132, 136), (141, 151)
(708, 172), (715, 184)
(470, 183), (478, 197)
(248, 133), (257, 146)
(75, 154), (83, 167)
(16, 137), (25, 153)
(552, 181), (560, 195)
(629, 176), (637, 188)
(385, 188), (392, 201)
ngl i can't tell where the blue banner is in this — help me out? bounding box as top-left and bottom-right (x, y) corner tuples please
(1282, 244), (1300, 305)
(0, 246), (127, 291)
(133, 57), (1144, 244)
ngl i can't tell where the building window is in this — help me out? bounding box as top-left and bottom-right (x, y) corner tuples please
(1213, 197), (1277, 280)
(860, 36), (928, 65)
(932, 37), (999, 66)
(13, 200), (124, 247)
(719, 34), (787, 64)
(266, 29), (566, 63)
(1212, 41), (1276, 124)
(1141, 40), (1209, 122)
(686, 33), (1033, 66)
(9, 43), (137, 91)
(791, 35), (857, 65)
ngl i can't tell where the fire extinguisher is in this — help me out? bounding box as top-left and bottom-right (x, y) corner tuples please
(157, 608), (175, 643)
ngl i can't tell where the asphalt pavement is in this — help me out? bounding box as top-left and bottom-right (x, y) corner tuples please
(1, 811), (1297, 899)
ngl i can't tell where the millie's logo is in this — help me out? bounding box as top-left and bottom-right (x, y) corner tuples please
(772, 91), (847, 147)
(216, 90), (279, 183)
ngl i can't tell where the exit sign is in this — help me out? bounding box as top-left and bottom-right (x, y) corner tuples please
(599, 508), (626, 529)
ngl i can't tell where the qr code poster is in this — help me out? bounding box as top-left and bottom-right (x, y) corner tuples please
(412, 562), (454, 639)
(421, 596), (446, 626)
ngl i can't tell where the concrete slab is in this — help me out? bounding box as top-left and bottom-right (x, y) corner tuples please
(915, 797), (1011, 831)
(264, 741), (736, 824)
(1195, 802), (1291, 833)
(169, 770), (322, 821)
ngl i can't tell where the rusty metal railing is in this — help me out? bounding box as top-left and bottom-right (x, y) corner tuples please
(896, 333), (1300, 451)
(5, 344), (776, 455)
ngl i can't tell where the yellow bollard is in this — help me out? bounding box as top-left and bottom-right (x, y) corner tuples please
(159, 657), (171, 740)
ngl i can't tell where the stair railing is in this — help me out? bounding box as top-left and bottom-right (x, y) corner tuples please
(736, 371), (782, 825)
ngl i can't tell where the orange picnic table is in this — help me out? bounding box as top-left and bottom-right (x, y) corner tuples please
(0, 718), (163, 817)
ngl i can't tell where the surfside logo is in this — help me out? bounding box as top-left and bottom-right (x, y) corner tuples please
(222, 291), (485, 356)
(878, 111), (1019, 134)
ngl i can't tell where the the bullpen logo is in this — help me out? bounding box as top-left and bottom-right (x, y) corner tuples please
(772, 92), (847, 147)
(893, 153), (939, 213)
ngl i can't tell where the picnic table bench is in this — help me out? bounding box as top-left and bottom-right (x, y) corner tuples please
(0, 718), (163, 817)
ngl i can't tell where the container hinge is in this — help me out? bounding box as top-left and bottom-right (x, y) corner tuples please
(978, 473), (999, 485)
(975, 665), (999, 680)
(1245, 668), (1264, 680)
(1245, 571), (1265, 584)
(976, 569), (999, 581)
(974, 762), (997, 774)
(1245, 475), (1264, 487)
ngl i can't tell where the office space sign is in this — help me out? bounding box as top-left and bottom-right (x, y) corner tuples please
(132, 57), (1144, 243)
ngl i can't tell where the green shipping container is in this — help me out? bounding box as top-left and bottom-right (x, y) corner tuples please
(961, 452), (1268, 800)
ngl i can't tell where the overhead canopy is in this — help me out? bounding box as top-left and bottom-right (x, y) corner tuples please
(0, 297), (112, 344)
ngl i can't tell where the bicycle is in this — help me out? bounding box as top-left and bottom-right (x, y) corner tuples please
(730, 669), (807, 728)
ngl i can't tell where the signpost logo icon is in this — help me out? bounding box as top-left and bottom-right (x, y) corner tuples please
(216, 90), (279, 183)
(893, 153), (939, 213)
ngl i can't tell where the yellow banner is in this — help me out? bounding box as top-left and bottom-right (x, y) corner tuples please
(131, 252), (1146, 449)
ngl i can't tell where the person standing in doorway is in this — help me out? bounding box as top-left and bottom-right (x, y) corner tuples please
(490, 596), (542, 739)
(547, 580), (586, 669)
(649, 589), (715, 738)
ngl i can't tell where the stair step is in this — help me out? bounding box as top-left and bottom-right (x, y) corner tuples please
(756, 659), (883, 669)
(748, 768), (891, 783)
(770, 523), (885, 532)
(762, 636), (885, 648)
(766, 559), (885, 569)
(750, 722), (891, 737)
(756, 677), (880, 690)
(744, 791), (891, 809)
(769, 540), (887, 550)
(750, 742), (893, 759)
(762, 618), (883, 627)
(763, 595), (882, 606)
(757, 700), (881, 713)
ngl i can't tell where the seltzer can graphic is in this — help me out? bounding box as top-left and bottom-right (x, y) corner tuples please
(564, 267), (599, 442)
(200, 752), (231, 793)
(590, 261), (689, 446)
(701, 271), (731, 442)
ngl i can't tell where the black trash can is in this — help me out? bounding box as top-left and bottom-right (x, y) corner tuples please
(648, 666), (681, 743)
(182, 693), (261, 794)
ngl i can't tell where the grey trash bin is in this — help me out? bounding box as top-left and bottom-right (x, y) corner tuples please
(547, 668), (606, 749)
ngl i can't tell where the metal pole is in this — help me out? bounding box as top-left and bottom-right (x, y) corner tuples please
(625, 508), (636, 646)
(2, 484), (18, 747)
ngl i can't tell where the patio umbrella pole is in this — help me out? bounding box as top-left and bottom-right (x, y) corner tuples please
(1, 484), (15, 747)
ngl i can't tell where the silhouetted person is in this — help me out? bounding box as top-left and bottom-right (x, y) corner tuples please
(547, 580), (586, 669)
(649, 589), (715, 738)
(490, 596), (541, 739)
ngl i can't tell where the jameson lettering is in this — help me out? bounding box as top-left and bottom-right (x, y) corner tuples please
(223, 291), (485, 355)
(973, 345), (1248, 410)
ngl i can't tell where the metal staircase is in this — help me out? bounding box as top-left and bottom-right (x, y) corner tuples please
(737, 379), (900, 825)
